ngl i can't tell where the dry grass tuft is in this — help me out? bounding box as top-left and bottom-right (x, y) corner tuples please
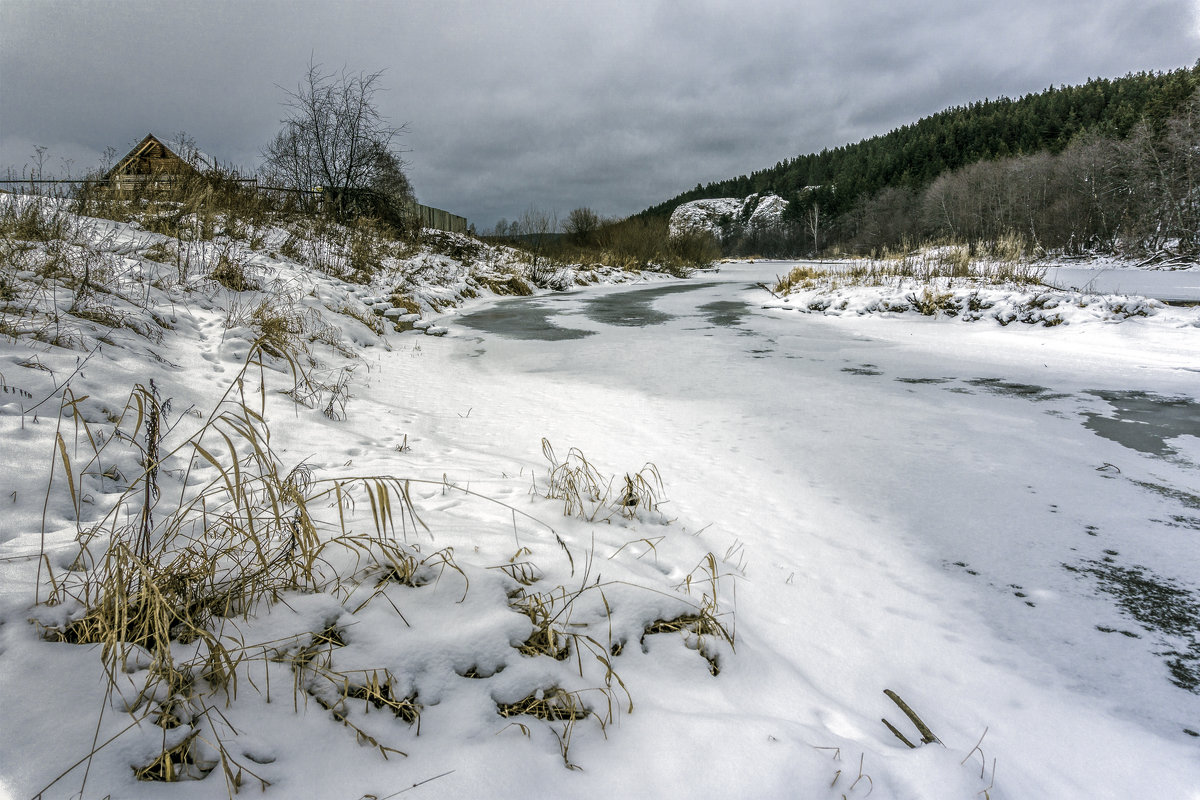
(0, 195), (72, 243)
(387, 291), (421, 315)
(643, 552), (737, 674)
(497, 687), (595, 770)
(540, 439), (665, 522)
(491, 547), (542, 587)
(773, 265), (828, 294)
(207, 249), (261, 292)
(306, 665), (421, 727)
(337, 302), (386, 335)
(345, 671), (421, 725)
(32, 345), (431, 794)
(481, 273), (534, 296)
(909, 287), (958, 316)
(642, 613), (724, 638)
(616, 467), (664, 518)
(224, 295), (319, 360)
(511, 588), (574, 660)
(771, 242), (1046, 298)
(134, 730), (213, 782)
(497, 687), (590, 721)
(541, 439), (607, 519)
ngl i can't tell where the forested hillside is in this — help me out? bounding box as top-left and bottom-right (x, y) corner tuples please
(643, 63), (1200, 259)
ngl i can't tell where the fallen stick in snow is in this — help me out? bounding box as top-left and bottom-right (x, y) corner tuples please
(882, 688), (939, 748)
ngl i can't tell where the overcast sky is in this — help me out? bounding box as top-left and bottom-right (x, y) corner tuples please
(2, 1), (1198, 229)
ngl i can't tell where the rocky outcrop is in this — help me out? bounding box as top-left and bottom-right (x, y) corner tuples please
(668, 194), (789, 241)
(668, 197), (742, 239)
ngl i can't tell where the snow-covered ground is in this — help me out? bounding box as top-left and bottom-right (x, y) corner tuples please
(441, 263), (1200, 798)
(2, 207), (1199, 800)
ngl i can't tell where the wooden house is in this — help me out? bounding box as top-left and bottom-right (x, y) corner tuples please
(105, 133), (202, 192)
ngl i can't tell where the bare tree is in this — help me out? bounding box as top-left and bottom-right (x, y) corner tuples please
(1126, 95), (1200, 255)
(263, 60), (414, 224)
(563, 207), (601, 246)
(849, 186), (923, 252)
(518, 205), (559, 271)
(171, 130), (203, 168)
(806, 202), (822, 255)
(31, 144), (49, 180)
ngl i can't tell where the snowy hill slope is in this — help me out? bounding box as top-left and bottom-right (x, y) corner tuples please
(0, 194), (723, 799)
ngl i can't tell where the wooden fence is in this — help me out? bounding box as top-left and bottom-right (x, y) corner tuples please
(0, 178), (469, 236)
(250, 182), (468, 234)
(414, 203), (468, 234)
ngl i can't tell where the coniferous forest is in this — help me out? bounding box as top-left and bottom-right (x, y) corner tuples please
(641, 63), (1200, 260)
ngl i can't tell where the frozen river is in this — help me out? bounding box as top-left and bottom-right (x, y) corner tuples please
(1042, 264), (1200, 302)
(432, 261), (1200, 795)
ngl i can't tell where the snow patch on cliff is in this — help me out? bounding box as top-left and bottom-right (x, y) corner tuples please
(668, 193), (788, 241)
(747, 193), (789, 230)
(667, 197), (741, 238)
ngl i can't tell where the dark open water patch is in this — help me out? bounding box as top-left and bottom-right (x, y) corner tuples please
(1083, 391), (1200, 457)
(1132, 479), (1200, 511)
(895, 377), (954, 385)
(457, 279), (749, 339)
(698, 299), (750, 327)
(965, 378), (1071, 401)
(1065, 559), (1200, 692)
(841, 364), (882, 376)
(456, 299), (595, 340)
(582, 282), (717, 327)
(1130, 480), (1200, 529)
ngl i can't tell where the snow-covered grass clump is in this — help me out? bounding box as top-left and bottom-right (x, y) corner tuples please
(769, 279), (1186, 327)
(766, 253), (1200, 329)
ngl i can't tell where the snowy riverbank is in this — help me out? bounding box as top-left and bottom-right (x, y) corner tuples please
(2, 208), (1199, 798)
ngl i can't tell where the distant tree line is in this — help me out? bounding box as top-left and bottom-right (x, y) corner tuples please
(486, 206), (718, 274)
(641, 63), (1200, 259)
(849, 105), (1200, 257)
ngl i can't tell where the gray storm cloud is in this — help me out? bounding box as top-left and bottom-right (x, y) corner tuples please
(2, 0), (1196, 228)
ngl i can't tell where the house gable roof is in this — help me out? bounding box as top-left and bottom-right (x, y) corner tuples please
(105, 133), (198, 179)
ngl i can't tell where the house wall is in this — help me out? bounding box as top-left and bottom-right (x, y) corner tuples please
(108, 140), (194, 193)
